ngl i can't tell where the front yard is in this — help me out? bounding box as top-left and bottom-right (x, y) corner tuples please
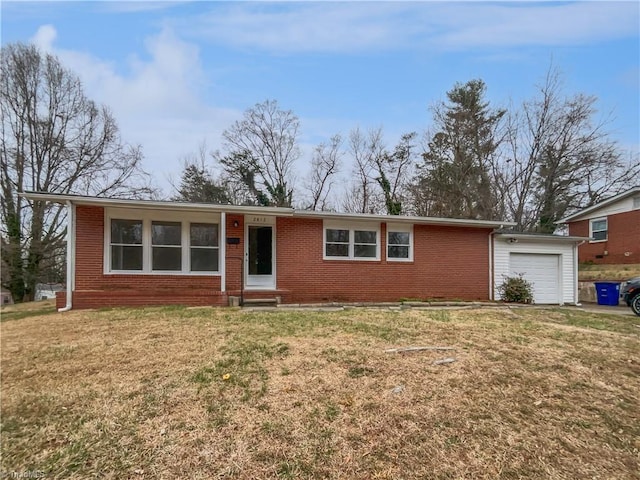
(1, 305), (638, 479)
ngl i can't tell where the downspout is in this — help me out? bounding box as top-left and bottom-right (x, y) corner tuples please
(574, 240), (585, 306)
(58, 200), (75, 312)
(489, 227), (502, 301)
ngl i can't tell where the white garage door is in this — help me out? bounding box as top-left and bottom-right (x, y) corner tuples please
(509, 253), (560, 304)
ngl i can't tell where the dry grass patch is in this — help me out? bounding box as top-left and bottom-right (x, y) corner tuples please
(1, 306), (639, 479)
(579, 263), (640, 282)
(1, 299), (56, 322)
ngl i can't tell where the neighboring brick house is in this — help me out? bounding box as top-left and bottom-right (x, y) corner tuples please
(21, 192), (585, 309)
(559, 187), (640, 265)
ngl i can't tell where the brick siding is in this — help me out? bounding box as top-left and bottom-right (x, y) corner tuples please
(568, 210), (640, 264)
(69, 205), (223, 309)
(275, 217), (491, 303)
(63, 206), (492, 309)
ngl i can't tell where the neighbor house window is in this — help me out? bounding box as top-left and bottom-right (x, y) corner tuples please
(590, 218), (607, 242)
(324, 223), (379, 260)
(387, 225), (413, 261)
(106, 210), (221, 275)
(190, 223), (219, 272)
(110, 219), (143, 271)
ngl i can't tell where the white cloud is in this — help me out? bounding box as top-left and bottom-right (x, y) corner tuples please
(175, 1), (639, 53)
(96, 1), (186, 14)
(30, 23), (57, 49)
(434, 2), (640, 49)
(28, 25), (240, 195)
(178, 3), (419, 53)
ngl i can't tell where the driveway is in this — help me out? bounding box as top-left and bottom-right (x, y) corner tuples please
(571, 303), (636, 317)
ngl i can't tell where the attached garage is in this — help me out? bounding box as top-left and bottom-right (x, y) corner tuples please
(509, 253), (560, 304)
(493, 233), (587, 305)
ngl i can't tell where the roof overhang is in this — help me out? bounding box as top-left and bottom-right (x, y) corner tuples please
(292, 209), (514, 229)
(494, 233), (590, 243)
(20, 191), (516, 228)
(19, 192), (295, 217)
(557, 186), (640, 224)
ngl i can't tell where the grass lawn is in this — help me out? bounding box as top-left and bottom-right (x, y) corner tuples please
(1, 305), (639, 479)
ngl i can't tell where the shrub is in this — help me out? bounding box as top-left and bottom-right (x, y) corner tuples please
(498, 274), (534, 304)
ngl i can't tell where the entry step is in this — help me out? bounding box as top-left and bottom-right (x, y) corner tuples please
(242, 297), (280, 307)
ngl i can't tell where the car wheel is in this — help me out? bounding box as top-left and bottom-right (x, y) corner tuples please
(632, 295), (640, 317)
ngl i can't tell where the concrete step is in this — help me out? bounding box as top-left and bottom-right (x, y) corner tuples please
(242, 297), (279, 307)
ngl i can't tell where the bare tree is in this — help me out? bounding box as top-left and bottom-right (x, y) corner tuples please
(217, 99), (300, 207)
(342, 127), (386, 214)
(304, 134), (343, 211)
(374, 132), (417, 215)
(497, 67), (639, 232)
(1, 43), (154, 301)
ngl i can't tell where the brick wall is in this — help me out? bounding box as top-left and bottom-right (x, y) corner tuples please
(225, 214), (245, 292)
(66, 206), (493, 309)
(568, 210), (640, 264)
(70, 205), (224, 309)
(275, 217), (491, 303)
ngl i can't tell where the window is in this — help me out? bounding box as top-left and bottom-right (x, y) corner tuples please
(152, 221), (182, 271)
(324, 223), (379, 260)
(106, 209), (221, 275)
(325, 229), (349, 257)
(633, 196), (640, 210)
(110, 219), (143, 271)
(387, 226), (413, 261)
(590, 218), (607, 242)
(190, 223), (219, 272)
(354, 230), (377, 258)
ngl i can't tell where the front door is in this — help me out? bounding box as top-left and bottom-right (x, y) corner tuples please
(245, 224), (275, 289)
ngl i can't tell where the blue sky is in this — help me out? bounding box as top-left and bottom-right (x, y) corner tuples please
(2, 1), (639, 197)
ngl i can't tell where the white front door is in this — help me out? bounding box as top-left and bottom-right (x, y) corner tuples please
(245, 224), (275, 289)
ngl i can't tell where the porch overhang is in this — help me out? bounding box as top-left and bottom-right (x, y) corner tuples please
(19, 192), (295, 217)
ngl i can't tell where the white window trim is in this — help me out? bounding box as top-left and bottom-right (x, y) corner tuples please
(104, 208), (222, 275)
(386, 224), (414, 262)
(323, 221), (380, 261)
(589, 217), (608, 243)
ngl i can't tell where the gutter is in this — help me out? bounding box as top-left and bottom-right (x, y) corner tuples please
(58, 200), (75, 312)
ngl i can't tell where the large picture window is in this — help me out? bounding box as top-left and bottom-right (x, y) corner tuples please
(106, 210), (220, 275)
(590, 218), (607, 242)
(324, 222), (379, 260)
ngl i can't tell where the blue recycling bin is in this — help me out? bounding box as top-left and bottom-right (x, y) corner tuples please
(594, 282), (621, 306)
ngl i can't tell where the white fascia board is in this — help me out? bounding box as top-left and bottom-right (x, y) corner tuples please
(495, 233), (590, 243)
(294, 209), (514, 229)
(557, 186), (640, 224)
(19, 192), (294, 216)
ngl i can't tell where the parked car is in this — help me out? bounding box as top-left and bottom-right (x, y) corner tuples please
(622, 277), (640, 316)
